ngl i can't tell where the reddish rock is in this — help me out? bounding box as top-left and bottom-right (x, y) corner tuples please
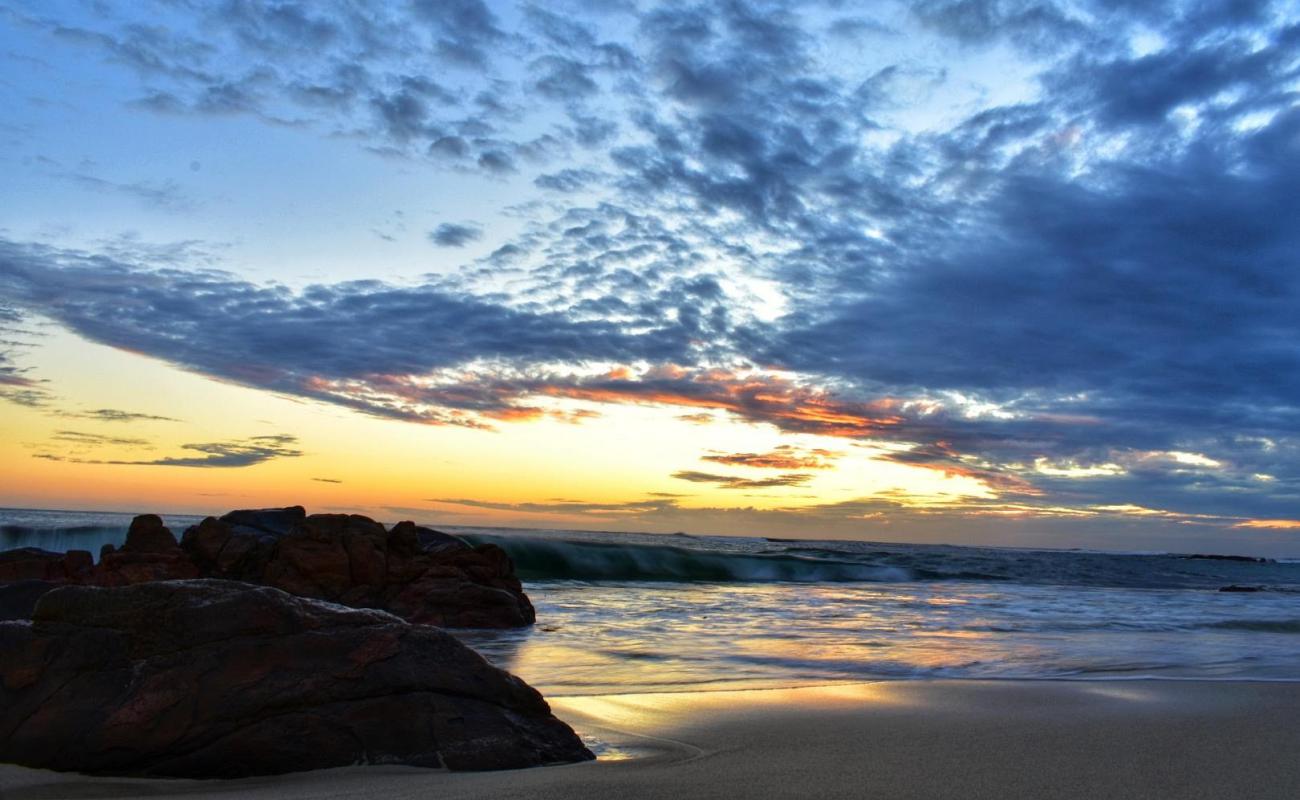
(121, 514), (178, 553)
(263, 534), (352, 597)
(0, 580), (591, 777)
(177, 508), (535, 628)
(0, 508), (535, 628)
(95, 516), (199, 587)
(392, 520), (472, 555)
(0, 548), (93, 584)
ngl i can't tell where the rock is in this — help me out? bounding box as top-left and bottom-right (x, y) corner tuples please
(392, 521), (472, 555)
(0, 581), (57, 621)
(0, 580), (592, 777)
(0, 548), (92, 584)
(121, 514), (178, 553)
(219, 505), (307, 537)
(178, 508), (534, 628)
(1219, 584), (1263, 592)
(0, 508), (534, 629)
(96, 516), (200, 587)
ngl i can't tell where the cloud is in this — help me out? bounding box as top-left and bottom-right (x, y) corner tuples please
(35, 434), (302, 468)
(525, 366), (905, 438)
(7, 0), (1300, 539)
(676, 413), (716, 425)
(60, 408), (181, 423)
(702, 445), (840, 470)
(412, 0), (504, 67)
(429, 222), (483, 247)
(49, 430), (152, 448)
(432, 496), (679, 515)
(1235, 519), (1300, 530)
(911, 0), (1091, 54)
(312, 477), (343, 483)
(0, 304), (40, 390)
(10, 0), (615, 169)
(671, 470), (813, 489)
(61, 170), (196, 212)
(534, 168), (603, 192)
(0, 239), (720, 428)
(0, 387), (51, 407)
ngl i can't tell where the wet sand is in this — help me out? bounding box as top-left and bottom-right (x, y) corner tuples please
(3, 680), (1299, 799)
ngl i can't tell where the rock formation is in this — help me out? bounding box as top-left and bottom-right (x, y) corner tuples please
(0, 580), (57, 621)
(0, 580), (592, 777)
(0, 508), (534, 628)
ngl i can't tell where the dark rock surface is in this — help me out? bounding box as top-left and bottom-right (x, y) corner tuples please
(96, 514), (201, 587)
(0, 547), (93, 583)
(181, 509), (534, 628)
(0, 580), (57, 621)
(0, 580), (592, 777)
(0, 508), (534, 628)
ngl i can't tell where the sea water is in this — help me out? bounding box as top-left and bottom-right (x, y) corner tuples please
(5, 508), (1299, 695)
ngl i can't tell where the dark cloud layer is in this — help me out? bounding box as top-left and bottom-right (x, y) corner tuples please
(0, 237), (734, 427)
(4, 0), (641, 172)
(3, 0), (1299, 533)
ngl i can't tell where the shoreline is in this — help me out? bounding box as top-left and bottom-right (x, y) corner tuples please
(5, 678), (1300, 799)
(535, 672), (1300, 700)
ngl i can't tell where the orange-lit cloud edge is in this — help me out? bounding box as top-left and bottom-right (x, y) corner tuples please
(7, 349), (1298, 543)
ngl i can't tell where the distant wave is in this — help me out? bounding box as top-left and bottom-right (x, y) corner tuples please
(1203, 618), (1300, 634)
(0, 524), (117, 537)
(462, 535), (911, 583)
(461, 532), (1300, 589)
(0, 524), (127, 554)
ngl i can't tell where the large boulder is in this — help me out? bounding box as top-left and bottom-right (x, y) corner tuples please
(179, 508), (534, 628)
(96, 515), (200, 586)
(0, 580), (592, 777)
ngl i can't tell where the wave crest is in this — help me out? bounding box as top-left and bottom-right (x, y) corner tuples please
(462, 535), (911, 583)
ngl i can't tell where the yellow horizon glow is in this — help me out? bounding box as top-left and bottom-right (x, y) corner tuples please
(5, 328), (1287, 544)
(3, 329), (995, 530)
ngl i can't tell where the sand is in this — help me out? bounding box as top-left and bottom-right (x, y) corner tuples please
(3, 680), (1299, 799)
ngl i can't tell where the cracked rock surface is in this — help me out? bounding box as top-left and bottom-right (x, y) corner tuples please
(0, 580), (592, 778)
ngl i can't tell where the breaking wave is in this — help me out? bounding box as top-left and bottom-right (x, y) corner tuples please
(461, 535), (912, 583)
(457, 531), (1300, 590)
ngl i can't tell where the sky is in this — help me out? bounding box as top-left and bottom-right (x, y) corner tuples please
(1, 0), (1298, 555)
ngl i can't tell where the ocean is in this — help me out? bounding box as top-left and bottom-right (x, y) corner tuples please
(5, 508), (1300, 695)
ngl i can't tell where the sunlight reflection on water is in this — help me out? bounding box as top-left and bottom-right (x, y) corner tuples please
(455, 580), (1300, 695)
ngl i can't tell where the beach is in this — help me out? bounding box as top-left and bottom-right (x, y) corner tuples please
(4, 680), (1299, 800)
(5, 512), (1300, 797)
